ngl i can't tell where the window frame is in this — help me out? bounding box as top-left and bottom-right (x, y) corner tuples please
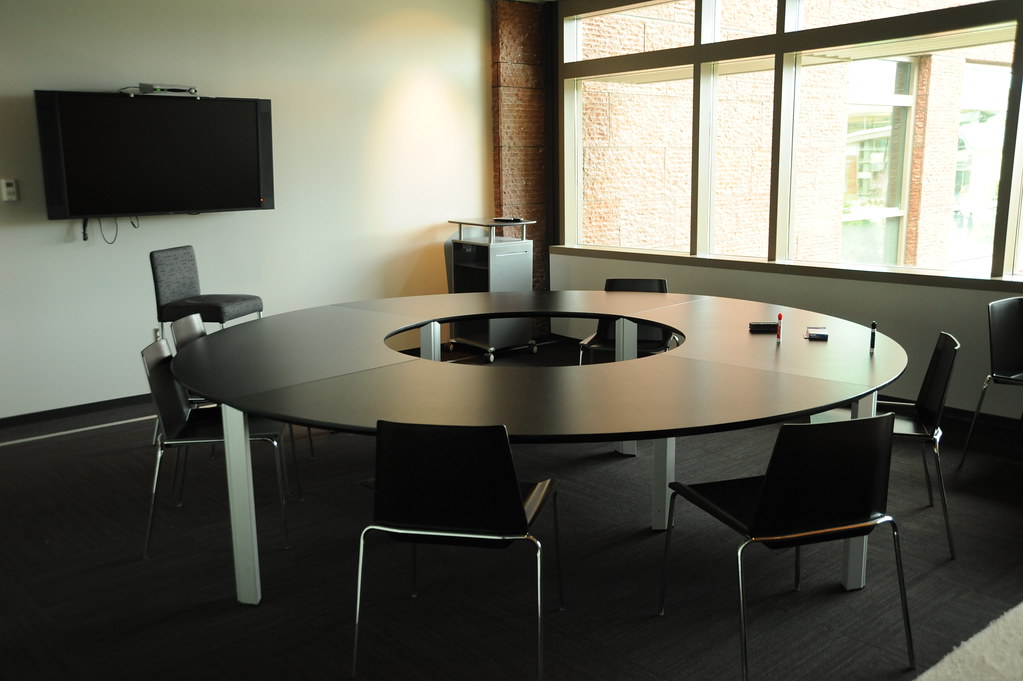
(557, 0), (1023, 282)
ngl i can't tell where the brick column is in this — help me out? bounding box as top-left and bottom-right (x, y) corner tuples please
(491, 0), (551, 292)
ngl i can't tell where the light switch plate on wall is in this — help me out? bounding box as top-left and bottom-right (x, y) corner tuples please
(0, 179), (19, 201)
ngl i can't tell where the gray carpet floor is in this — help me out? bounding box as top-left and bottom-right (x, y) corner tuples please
(1, 341), (1021, 680)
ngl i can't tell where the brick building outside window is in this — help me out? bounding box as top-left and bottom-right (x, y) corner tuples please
(561, 0), (1020, 277)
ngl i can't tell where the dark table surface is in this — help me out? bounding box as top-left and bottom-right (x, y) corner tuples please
(172, 291), (908, 442)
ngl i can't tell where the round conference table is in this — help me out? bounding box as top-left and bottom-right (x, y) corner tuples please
(173, 291), (908, 604)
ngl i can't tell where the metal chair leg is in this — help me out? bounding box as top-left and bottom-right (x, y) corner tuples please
(352, 527), (371, 678)
(658, 492), (680, 616)
(920, 446), (934, 506)
(268, 438), (291, 549)
(142, 445), (166, 559)
(532, 536), (544, 681)
(931, 443), (955, 559)
(737, 540), (752, 681)
(552, 491), (565, 610)
(889, 519), (916, 669)
(959, 376), (991, 470)
(171, 447), (189, 507)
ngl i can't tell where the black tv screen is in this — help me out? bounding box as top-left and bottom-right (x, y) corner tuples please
(34, 90), (274, 219)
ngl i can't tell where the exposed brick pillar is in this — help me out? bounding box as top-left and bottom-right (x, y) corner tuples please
(491, 0), (551, 293)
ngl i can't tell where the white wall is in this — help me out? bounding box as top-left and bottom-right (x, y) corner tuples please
(552, 251), (1023, 419)
(0, 0), (493, 419)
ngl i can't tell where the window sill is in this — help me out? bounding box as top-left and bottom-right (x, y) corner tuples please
(550, 245), (1023, 294)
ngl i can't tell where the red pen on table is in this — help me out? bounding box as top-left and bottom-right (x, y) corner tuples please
(776, 313), (782, 343)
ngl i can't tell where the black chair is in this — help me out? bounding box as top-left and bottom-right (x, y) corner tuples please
(140, 339), (293, 558)
(960, 296), (1023, 468)
(169, 311), (208, 351)
(170, 312), (315, 468)
(150, 245), (263, 339)
(169, 314), (216, 408)
(878, 332), (960, 558)
(658, 414), (914, 681)
(812, 332), (960, 559)
(578, 278), (681, 364)
(353, 420), (563, 681)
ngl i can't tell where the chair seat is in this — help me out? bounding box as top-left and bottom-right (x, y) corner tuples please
(670, 477), (763, 536)
(814, 402), (932, 440)
(161, 294), (263, 324)
(579, 335), (677, 356)
(165, 405), (283, 443)
(671, 476), (884, 548)
(992, 372), (1023, 385)
(876, 401), (933, 439)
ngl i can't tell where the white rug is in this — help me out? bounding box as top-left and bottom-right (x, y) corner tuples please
(915, 601), (1023, 680)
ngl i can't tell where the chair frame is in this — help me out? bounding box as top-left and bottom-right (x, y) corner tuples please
(141, 339), (292, 558)
(878, 331), (959, 559)
(960, 296), (1023, 468)
(658, 414), (914, 681)
(812, 332), (959, 559)
(352, 421), (563, 681)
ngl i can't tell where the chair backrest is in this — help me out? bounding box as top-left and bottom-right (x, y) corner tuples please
(150, 246), (201, 314)
(373, 420), (528, 537)
(141, 339), (191, 440)
(988, 296), (1023, 378)
(597, 278), (672, 345)
(915, 331), (960, 434)
(751, 413), (895, 546)
(170, 313), (207, 351)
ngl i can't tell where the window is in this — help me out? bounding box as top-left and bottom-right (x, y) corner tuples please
(578, 76), (693, 251)
(709, 59), (774, 258)
(791, 58), (914, 268)
(561, 0), (1022, 279)
(567, 1), (695, 62)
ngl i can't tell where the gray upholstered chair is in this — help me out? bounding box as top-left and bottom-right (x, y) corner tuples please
(150, 245), (263, 339)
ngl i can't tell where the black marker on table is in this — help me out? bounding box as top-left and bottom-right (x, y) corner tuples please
(870, 321), (877, 354)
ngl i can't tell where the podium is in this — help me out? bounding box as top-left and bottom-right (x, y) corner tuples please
(447, 218), (535, 362)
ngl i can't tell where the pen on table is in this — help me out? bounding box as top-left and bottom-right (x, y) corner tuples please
(777, 313), (782, 343)
(870, 321), (877, 354)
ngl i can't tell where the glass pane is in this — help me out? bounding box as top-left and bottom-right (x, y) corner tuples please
(717, 0), (778, 41)
(790, 39), (1013, 273)
(800, 0), (994, 31)
(578, 78), (693, 250)
(710, 64), (774, 258)
(842, 217), (902, 265)
(950, 59), (1011, 272)
(571, 1), (695, 62)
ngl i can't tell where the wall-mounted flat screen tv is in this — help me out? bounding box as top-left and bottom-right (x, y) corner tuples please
(34, 90), (274, 219)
